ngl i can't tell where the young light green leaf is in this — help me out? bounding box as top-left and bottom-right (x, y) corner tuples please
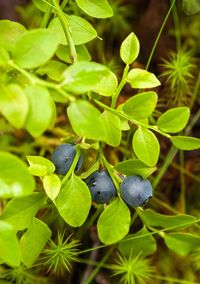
(97, 198), (131, 245)
(127, 68), (161, 88)
(67, 100), (105, 140)
(24, 85), (56, 137)
(0, 47), (10, 67)
(132, 127), (160, 167)
(0, 221), (20, 267)
(36, 60), (67, 82)
(12, 29), (59, 69)
(20, 218), (52, 267)
(61, 61), (110, 94)
(43, 174), (61, 200)
(48, 16), (97, 46)
(170, 136), (200, 150)
(120, 32), (140, 65)
(123, 91), (157, 119)
(75, 0), (113, 18)
(182, 0), (200, 15)
(157, 107), (190, 133)
(0, 151), (35, 198)
(27, 156), (55, 177)
(118, 226), (157, 257)
(0, 84), (29, 129)
(0, 193), (47, 231)
(32, 0), (49, 12)
(114, 159), (156, 178)
(0, 20), (26, 51)
(56, 174), (91, 227)
(163, 233), (200, 256)
(92, 70), (118, 97)
(56, 44), (91, 64)
(100, 111), (122, 147)
(141, 209), (196, 229)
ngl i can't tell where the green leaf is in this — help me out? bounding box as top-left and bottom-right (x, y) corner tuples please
(48, 16), (97, 45)
(0, 47), (10, 67)
(75, 0), (113, 18)
(0, 20), (26, 51)
(114, 159), (156, 178)
(0, 84), (29, 128)
(43, 174), (61, 200)
(157, 107), (190, 133)
(0, 221), (20, 267)
(56, 44), (91, 63)
(163, 233), (200, 256)
(12, 29), (59, 69)
(92, 70), (118, 97)
(141, 209), (197, 229)
(182, 0), (200, 15)
(132, 127), (160, 167)
(170, 136), (200, 150)
(61, 61), (109, 94)
(127, 68), (161, 89)
(0, 152), (35, 198)
(123, 91), (157, 119)
(97, 198), (131, 245)
(27, 156), (55, 177)
(56, 174), (91, 227)
(20, 218), (51, 267)
(67, 100), (105, 140)
(0, 193), (47, 231)
(119, 226), (157, 257)
(100, 111), (122, 147)
(32, 0), (49, 12)
(36, 60), (67, 82)
(24, 85), (56, 137)
(120, 32), (140, 65)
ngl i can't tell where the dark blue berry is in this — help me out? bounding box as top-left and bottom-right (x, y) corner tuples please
(51, 143), (83, 175)
(85, 170), (117, 204)
(120, 175), (153, 207)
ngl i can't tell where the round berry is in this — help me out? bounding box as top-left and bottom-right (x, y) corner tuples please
(120, 175), (153, 207)
(51, 143), (83, 175)
(85, 170), (117, 204)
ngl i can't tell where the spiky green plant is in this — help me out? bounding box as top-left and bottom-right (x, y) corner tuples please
(40, 232), (80, 275)
(191, 247), (200, 271)
(161, 50), (196, 106)
(110, 252), (154, 284)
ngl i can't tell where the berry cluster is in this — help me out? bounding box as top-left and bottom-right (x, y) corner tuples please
(51, 144), (153, 207)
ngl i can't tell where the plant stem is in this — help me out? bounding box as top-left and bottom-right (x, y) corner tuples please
(51, 0), (77, 63)
(172, 0), (181, 51)
(190, 71), (200, 109)
(40, 5), (52, 28)
(179, 150), (185, 213)
(61, 0), (69, 10)
(145, 0), (176, 70)
(111, 64), (129, 108)
(153, 275), (198, 284)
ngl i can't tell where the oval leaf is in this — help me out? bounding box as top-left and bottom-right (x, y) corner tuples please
(157, 107), (190, 133)
(0, 193), (47, 231)
(114, 159), (156, 178)
(20, 218), (51, 267)
(0, 152), (35, 198)
(120, 32), (140, 65)
(0, 221), (20, 267)
(24, 85), (56, 137)
(92, 69), (118, 97)
(67, 100), (105, 140)
(75, 0), (113, 18)
(0, 84), (29, 128)
(61, 61), (110, 94)
(97, 198), (131, 245)
(43, 174), (61, 200)
(170, 136), (200, 150)
(123, 91), (157, 119)
(56, 174), (91, 227)
(132, 127), (160, 167)
(12, 29), (59, 69)
(56, 44), (91, 64)
(27, 156), (55, 177)
(127, 68), (161, 89)
(48, 16), (97, 45)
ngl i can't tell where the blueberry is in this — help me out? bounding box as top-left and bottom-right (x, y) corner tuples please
(84, 170), (117, 204)
(120, 175), (153, 207)
(51, 143), (83, 175)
